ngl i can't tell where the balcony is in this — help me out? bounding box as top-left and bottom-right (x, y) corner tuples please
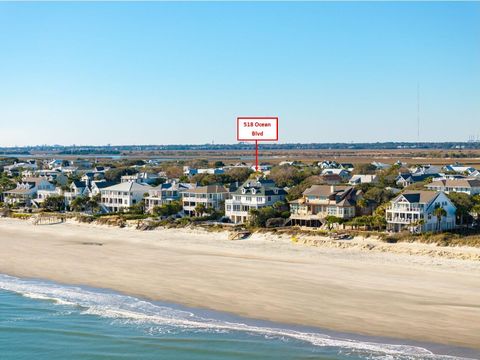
(387, 217), (415, 224)
(388, 205), (424, 212)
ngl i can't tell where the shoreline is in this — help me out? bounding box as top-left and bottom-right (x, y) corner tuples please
(1, 218), (480, 351)
(1, 273), (478, 359)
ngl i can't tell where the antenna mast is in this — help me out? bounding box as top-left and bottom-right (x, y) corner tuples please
(417, 83), (420, 144)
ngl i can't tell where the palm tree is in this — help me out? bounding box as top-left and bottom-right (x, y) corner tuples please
(433, 206), (447, 232)
(194, 203), (207, 217)
(410, 218), (425, 233)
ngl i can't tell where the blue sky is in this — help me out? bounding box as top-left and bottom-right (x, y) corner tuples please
(0, 2), (479, 146)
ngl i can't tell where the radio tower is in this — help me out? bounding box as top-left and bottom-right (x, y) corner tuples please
(417, 83), (420, 145)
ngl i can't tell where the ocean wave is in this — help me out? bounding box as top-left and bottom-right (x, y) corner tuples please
(0, 274), (471, 360)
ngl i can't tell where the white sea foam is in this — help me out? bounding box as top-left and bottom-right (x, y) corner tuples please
(0, 274), (472, 360)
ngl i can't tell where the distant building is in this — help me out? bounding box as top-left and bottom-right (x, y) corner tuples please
(47, 159), (64, 169)
(318, 160), (339, 169)
(225, 179), (286, 224)
(250, 164), (272, 172)
(443, 164), (477, 175)
(183, 167), (225, 176)
(348, 174), (378, 185)
(3, 161), (37, 176)
(121, 172), (161, 185)
(321, 168), (350, 181)
(409, 165), (442, 175)
(371, 161), (391, 170)
(386, 191), (456, 233)
(426, 179), (480, 196)
(396, 173), (441, 188)
(319, 174), (344, 185)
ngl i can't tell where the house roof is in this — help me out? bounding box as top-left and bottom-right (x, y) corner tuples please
(4, 187), (35, 194)
(22, 177), (49, 185)
(300, 185), (358, 207)
(320, 174), (343, 182)
(321, 168), (349, 175)
(101, 181), (152, 192)
(92, 181), (118, 189)
(303, 185), (349, 197)
(184, 184), (228, 194)
(349, 174), (377, 183)
(398, 190), (439, 204)
(232, 179), (286, 196)
(427, 179), (480, 188)
(150, 182), (192, 191)
(71, 180), (87, 189)
(397, 173), (441, 182)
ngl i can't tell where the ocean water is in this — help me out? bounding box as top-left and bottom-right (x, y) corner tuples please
(0, 274), (475, 360)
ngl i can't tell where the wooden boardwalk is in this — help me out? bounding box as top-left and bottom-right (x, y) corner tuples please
(33, 214), (66, 225)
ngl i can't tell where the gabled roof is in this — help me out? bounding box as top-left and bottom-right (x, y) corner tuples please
(397, 173), (441, 182)
(349, 174), (377, 183)
(71, 180), (87, 189)
(22, 177), (50, 185)
(92, 181), (118, 189)
(304, 185), (339, 197)
(232, 179), (286, 196)
(396, 190), (439, 204)
(321, 168), (349, 175)
(300, 185), (358, 207)
(101, 181), (152, 192)
(150, 182), (192, 191)
(427, 179), (480, 188)
(184, 184), (228, 194)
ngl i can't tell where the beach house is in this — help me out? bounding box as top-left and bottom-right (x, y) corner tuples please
(145, 181), (193, 213)
(426, 179), (480, 196)
(120, 172), (162, 185)
(321, 168), (350, 181)
(3, 160), (37, 176)
(225, 179), (286, 224)
(90, 180), (118, 197)
(385, 191), (456, 233)
(288, 185), (363, 227)
(64, 180), (90, 205)
(3, 177), (55, 206)
(100, 181), (152, 213)
(443, 164), (477, 175)
(396, 173), (441, 188)
(182, 184), (229, 216)
(348, 174), (378, 185)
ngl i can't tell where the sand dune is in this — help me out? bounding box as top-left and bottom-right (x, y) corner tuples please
(0, 218), (479, 350)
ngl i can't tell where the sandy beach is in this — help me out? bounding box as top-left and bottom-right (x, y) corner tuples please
(1, 218), (479, 351)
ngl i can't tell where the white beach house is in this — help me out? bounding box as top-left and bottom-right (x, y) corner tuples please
(100, 181), (152, 213)
(225, 179), (286, 224)
(3, 177), (55, 206)
(386, 191), (456, 233)
(182, 185), (229, 216)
